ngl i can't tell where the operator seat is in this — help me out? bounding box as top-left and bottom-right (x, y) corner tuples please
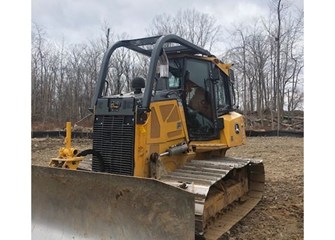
(131, 77), (145, 94)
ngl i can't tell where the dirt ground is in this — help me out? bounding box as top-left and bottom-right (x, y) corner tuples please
(31, 136), (303, 240)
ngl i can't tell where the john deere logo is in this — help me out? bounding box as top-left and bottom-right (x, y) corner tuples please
(110, 100), (121, 110)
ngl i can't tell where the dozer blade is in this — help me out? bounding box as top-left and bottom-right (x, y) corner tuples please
(32, 166), (195, 240)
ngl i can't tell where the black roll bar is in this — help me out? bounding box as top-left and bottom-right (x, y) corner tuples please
(90, 34), (211, 112)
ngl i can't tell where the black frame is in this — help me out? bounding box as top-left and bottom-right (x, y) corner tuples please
(91, 35), (212, 115)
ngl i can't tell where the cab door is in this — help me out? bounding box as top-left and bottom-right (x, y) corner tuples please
(183, 58), (219, 140)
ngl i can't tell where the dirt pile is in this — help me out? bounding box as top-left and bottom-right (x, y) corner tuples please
(244, 110), (304, 131)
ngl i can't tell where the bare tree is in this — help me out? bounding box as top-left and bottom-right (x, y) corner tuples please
(148, 9), (222, 51)
(31, 5), (303, 131)
(223, 0), (303, 130)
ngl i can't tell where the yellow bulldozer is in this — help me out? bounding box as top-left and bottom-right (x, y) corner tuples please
(32, 34), (264, 240)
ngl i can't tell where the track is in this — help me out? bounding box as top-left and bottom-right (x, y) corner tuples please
(160, 157), (265, 239)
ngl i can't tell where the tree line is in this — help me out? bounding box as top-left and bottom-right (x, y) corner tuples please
(224, 0), (304, 130)
(31, 0), (303, 130)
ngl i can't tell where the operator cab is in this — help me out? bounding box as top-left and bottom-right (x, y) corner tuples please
(92, 34), (236, 142)
(158, 56), (235, 141)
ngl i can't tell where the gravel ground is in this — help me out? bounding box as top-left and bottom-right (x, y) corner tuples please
(223, 137), (303, 240)
(31, 136), (303, 239)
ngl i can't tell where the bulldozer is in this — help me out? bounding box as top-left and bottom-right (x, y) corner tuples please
(32, 34), (264, 240)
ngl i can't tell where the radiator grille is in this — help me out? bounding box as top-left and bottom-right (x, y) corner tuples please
(92, 115), (135, 175)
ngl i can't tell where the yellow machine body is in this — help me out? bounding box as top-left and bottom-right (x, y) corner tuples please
(32, 35), (264, 240)
(133, 99), (246, 177)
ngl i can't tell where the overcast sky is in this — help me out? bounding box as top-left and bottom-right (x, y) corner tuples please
(32, 0), (303, 52)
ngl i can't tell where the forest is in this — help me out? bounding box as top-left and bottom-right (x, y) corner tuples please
(31, 0), (303, 131)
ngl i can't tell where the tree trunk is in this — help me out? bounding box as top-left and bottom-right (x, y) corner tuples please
(276, 0), (282, 135)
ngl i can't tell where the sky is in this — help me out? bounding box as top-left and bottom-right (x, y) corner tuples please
(32, 0), (304, 53)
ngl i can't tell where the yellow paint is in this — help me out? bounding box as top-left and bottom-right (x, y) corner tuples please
(65, 122), (71, 149)
(222, 111), (246, 147)
(133, 100), (190, 177)
(133, 96), (246, 177)
(49, 122), (84, 170)
(190, 111), (246, 151)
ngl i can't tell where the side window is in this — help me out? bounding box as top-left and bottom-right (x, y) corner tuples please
(215, 80), (227, 108)
(184, 58), (217, 140)
(228, 80), (236, 107)
(216, 72), (229, 106)
(215, 69), (232, 115)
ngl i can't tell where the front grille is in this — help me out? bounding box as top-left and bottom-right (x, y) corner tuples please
(92, 115), (135, 175)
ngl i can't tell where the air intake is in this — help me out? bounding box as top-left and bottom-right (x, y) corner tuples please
(92, 115), (135, 175)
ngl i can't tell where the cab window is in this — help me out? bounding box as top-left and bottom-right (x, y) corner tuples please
(184, 58), (217, 140)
